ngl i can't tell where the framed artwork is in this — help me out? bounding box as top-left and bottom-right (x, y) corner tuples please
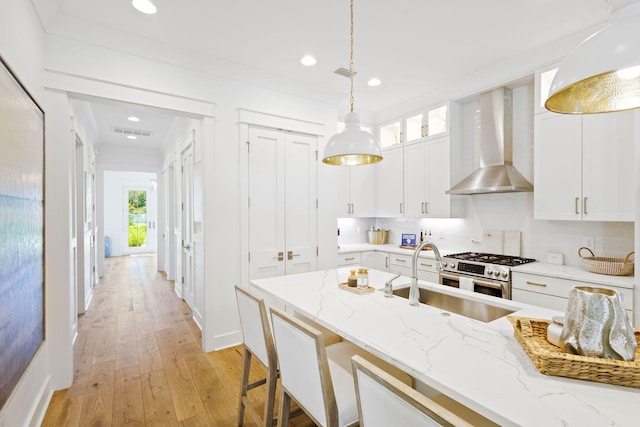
(0, 56), (45, 410)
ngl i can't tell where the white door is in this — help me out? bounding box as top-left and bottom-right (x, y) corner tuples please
(284, 132), (317, 275)
(122, 186), (157, 255)
(425, 136), (451, 217)
(248, 127), (317, 280)
(375, 145), (403, 217)
(181, 146), (195, 308)
(404, 140), (427, 216)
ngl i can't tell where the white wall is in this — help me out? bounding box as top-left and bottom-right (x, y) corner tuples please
(103, 170), (158, 257)
(41, 27), (338, 354)
(0, 1), (58, 426)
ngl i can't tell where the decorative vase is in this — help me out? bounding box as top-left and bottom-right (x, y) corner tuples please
(561, 286), (637, 361)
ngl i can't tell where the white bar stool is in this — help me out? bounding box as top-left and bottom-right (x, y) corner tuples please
(270, 307), (362, 427)
(234, 285), (279, 427)
(351, 355), (473, 427)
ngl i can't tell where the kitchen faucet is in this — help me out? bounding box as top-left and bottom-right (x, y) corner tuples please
(410, 241), (443, 306)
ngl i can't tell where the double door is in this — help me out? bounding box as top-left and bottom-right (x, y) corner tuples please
(248, 127), (317, 279)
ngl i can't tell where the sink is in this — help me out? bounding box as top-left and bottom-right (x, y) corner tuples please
(392, 286), (515, 322)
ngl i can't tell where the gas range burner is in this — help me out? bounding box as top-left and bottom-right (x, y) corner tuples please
(446, 252), (536, 267)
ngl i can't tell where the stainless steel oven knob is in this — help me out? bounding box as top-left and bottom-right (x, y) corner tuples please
(493, 270), (500, 276)
(501, 270), (508, 278)
(450, 263), (455, 269)
(486, 269), (492, 276)
(442, 261), (447, 268)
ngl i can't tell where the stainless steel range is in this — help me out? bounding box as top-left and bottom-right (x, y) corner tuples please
(439, 252), (536, 299)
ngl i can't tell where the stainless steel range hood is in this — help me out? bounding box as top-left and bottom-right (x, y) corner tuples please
(447, 87), (533, 195)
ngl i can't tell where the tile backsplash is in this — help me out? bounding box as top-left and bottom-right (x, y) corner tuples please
(338, 192), (634, 267)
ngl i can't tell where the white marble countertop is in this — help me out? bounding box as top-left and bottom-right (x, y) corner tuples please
(251, 268), (640, 427)
(513, 262), (635, 289)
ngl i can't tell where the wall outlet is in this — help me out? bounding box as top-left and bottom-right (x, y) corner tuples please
(546, 253), (564, 265)
(583, 237), (594, 249)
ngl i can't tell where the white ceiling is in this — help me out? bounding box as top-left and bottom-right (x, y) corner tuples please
(33, 0), (610, 151)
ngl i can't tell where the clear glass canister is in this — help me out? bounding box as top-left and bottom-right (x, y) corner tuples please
(357, 268), (369, 290)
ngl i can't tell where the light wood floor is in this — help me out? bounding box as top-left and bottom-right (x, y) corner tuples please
(42, 254), (314, 427)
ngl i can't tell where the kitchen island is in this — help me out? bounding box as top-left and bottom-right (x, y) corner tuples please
(250, 268), (640, 427)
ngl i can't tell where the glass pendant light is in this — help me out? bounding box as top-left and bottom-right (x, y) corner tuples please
(545, 0), (640, 114)
(322, 0), (383, 165)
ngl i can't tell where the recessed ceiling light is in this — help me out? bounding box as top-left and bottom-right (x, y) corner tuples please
(127, 135), (138, 140)
(300, 55), (317, 66)
(128, 116), (140, 122)
(367, 78), (381, 87)
(132, 0), (157, 15)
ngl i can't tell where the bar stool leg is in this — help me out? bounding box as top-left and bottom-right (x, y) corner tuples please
(237, 347), (252, 426)
(263, 363), (278, 426)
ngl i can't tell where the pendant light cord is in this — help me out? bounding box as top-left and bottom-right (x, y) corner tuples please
(349, 0), (355, 113)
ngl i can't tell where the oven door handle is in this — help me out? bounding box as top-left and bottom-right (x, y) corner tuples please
(471, 278), (504, 290)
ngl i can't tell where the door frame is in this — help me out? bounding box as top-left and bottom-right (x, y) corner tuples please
(238, 109), (324, 287)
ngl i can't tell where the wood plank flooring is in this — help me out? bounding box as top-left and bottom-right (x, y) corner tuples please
(42, 254), (314, 427)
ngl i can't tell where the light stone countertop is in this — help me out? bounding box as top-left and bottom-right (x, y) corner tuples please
(251, 268), (640, 427)
(337, 243), (464, 258)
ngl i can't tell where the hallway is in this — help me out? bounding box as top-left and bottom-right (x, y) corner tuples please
(41, 255), (255, 426)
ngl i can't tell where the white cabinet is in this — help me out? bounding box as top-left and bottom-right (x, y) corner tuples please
(337, 252), (361, 267)
(404, 135), (452, 217)
(416, 258), (439, 283)
(534, 66), (635, 222)
(375, 145), (404, 217)
(389, 253), (412, 276)
(512, 272), (634, 318)
(534, 111), (635, 221)
(362, 251), (390, 271)
(337, 166), (376, 217)
(376, 101), (463, 219)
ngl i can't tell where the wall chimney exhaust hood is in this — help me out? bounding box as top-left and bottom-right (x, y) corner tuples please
(447, 87), (533, 195)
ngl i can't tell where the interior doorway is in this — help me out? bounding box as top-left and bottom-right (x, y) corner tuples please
(103, 171), (158, 257)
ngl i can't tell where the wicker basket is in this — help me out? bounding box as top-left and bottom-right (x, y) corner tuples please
(578, 247), (634, 276)
(508, 316), (640, 388)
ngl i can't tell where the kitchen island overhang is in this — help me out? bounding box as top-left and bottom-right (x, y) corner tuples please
(249, 267), (640, 427)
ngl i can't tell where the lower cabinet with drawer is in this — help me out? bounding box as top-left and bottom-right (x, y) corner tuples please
(512, 272), (634, 319)
(389, 253), (412, 276)
(337, 252), (361, 267)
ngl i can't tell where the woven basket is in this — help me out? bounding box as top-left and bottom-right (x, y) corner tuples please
(508, 316), (640, 388)
(578, 247), (634, 276)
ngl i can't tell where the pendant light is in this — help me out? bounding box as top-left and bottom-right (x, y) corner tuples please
(545, 0), (640, 114)
(322, 0), (383, 166)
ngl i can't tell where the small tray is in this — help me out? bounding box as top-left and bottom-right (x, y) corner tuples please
(508, 316), (640, 388)
(399, 245), (431, 250)
(338, 282), (375, 294)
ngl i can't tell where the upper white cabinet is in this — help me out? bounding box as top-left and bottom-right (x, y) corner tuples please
(376, 103), (463, 218)
(337, 165), (376, 217)
(534, 67), (635, 221)
(404, 135), (452, 217)
(375, 145), (404, 216)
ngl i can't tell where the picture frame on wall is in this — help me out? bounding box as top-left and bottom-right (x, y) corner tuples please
(0, 55), (45, 410)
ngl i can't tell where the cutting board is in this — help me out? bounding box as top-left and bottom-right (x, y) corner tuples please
(480, 230), (522, 256)
(480, 231), (503, 254)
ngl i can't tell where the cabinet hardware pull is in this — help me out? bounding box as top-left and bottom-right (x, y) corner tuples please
(400, 203), (404, 214)
(287, 251), (301, 260)
(345, 257), (355, 261)
(395, 258), (406, 263)
(526, 281), (547, 287)
(420, 263), (433, 267)
(575, 197), (579, 214)
(277, 251), (284, 261)
(385, 256), (389, 268)
(583, 196), (588, 215)
(424, 201), (429, 214)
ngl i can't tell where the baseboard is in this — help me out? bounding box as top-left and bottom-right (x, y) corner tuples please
(210, 330), (243, 352)
(27, 377), (53, 427)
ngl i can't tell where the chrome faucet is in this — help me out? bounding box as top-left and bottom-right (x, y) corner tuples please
(409, 241), (443, 306)
(384, 273), (401, 297)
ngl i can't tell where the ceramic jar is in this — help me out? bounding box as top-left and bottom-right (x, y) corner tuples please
(561, 286), (637, 361)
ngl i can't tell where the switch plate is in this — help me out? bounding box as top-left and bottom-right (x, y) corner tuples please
(546, 253), (564, 265)
(583, 237), (594, 249)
